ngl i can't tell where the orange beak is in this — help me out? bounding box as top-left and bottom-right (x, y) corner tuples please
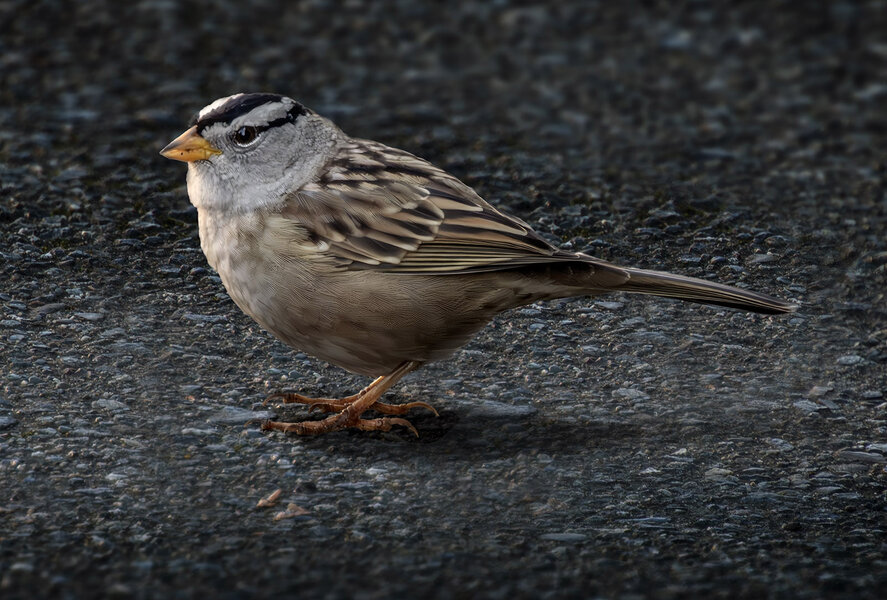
(160, 126), (222, 162)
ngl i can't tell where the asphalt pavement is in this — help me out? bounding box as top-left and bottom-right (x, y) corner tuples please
(1, 2), (885, 598)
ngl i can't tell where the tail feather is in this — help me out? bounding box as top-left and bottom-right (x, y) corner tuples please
(618, 267), (797, 315)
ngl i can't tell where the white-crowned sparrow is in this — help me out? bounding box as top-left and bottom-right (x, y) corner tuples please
(161, 93), (796, 436)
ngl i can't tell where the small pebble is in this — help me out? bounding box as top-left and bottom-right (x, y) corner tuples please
(615, 388), (649, 401)
(836, 355), (863, 366)
(91, 399), (128, 411)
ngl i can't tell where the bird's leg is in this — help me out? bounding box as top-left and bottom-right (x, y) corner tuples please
(262, 361), (435, 436)
(266, 369), (437, 416)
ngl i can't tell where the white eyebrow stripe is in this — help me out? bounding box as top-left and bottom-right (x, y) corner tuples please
(229, 99), (294, 129)
(199, 94), (244, 120)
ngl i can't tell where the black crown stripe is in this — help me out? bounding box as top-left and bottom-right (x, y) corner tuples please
(193, 93), (307, 132)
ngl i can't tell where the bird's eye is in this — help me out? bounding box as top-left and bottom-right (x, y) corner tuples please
(231, 126), (259, 147)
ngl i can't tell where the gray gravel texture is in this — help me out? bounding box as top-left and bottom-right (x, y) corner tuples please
(2, 1), (886, 599)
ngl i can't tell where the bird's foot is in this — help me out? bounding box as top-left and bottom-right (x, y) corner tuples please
(269, 392), (436, 417)
(261, 361), (433, 437)
(261, 413), (419, 437)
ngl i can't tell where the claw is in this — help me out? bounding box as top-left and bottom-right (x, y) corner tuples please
(262, 393), (283, 407)
(307, 401), (344, 414)
(388, 401), (439, 417)
(354, 417), (419, 437)
(265, 392), (322, 407)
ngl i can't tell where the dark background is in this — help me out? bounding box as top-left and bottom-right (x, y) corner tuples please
(1, 1), (885, 598)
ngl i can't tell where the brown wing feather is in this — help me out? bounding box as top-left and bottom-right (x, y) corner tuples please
(279, 139), (584, 273)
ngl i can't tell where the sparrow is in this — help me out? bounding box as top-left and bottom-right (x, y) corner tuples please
(160, 93), (796, 436)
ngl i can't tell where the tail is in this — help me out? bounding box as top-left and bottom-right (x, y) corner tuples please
(617, 267), (797, 314)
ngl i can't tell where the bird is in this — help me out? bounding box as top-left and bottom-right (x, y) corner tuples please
(160, 93), (797, 437)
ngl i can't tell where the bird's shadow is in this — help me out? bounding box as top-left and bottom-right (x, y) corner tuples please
(263, 402), (648, 462)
